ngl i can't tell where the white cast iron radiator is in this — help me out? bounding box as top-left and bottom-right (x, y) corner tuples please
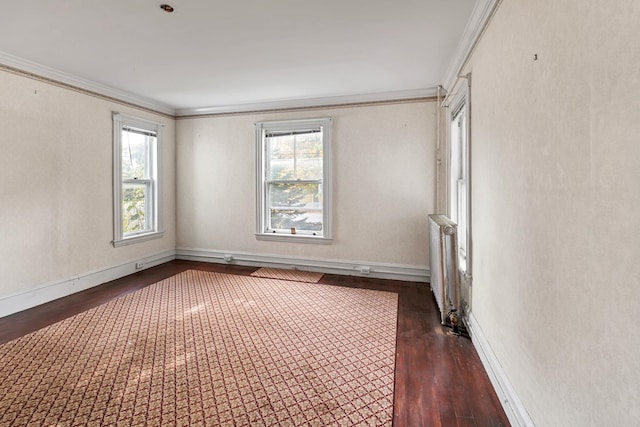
(428, 214), (460, 325)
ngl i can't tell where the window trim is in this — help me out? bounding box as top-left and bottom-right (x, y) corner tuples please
(112, 112), (164, 247)
(255, 117), (332, 243)
(447, 82), (472, 276)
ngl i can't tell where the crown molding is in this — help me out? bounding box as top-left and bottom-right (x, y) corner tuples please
(0, 51), (176, 116)
(442, 0), (501, 91)
(1, 51), (439, 118)
(175, 88), (437, 117)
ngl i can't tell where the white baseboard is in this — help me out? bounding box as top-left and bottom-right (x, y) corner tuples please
(0, 250), (176, 318)
(176, 247), (429, 283)
(0, 248), (427, 319)
(468, 312), (535, 427)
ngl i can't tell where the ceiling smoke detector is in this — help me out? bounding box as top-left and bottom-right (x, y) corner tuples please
(160, 4), (174, 13)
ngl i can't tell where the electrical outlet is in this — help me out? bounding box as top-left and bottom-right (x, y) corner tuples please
(360, 266), (371, 274)
(223, 254), (233, 262)
(135, 261), (144, 269)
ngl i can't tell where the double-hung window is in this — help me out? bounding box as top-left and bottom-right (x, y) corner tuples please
(449, 89), (470, 274)
(255, 118), (332, 243)
(112, 113), (163, 247)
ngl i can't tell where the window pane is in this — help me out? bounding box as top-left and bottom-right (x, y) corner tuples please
(268, 182), (322, 231)
(121, 131), (152, 180)
(267, 131), (323, 180)
(122, 183), (149, 234)
(269, 182), (321, 207)
(270, 209), (323, 231)
(268, 135), (294, 180)
(295, 132), (323, 180)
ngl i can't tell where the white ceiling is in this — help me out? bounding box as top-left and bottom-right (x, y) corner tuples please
(0, 0), (476, 115)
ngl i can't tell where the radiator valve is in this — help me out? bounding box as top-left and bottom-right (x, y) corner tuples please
(448, 309), (460, 335)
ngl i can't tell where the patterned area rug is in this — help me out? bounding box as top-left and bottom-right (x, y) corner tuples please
(0, 270), (398, 426)
(250, 268), (324, 283)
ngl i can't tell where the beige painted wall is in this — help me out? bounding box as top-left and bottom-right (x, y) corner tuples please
(461, 1), (639, 425)
(176, 101), (435, 269)
(0, 70), (176, 297)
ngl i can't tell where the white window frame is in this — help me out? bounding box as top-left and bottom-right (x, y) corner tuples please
(447, 84), (472, 276)
(112, 112), (163, 247)
(255, 117), (332, 244)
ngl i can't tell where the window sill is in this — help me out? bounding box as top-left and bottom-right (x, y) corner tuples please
(255, 233), (333, 245)
(113, 231), (164, 247)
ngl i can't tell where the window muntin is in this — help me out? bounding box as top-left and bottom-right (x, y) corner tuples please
(256, 118), (332, 242)
(113, 113), (163, 246)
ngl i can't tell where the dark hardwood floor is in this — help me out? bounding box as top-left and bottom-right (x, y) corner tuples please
(0, 260), (509, 426)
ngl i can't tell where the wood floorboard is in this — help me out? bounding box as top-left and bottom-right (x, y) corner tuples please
(0, 260), (510, 426)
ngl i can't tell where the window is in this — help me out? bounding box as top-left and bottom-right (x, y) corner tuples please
(112, 113), (163, 247)
(255, 118), (332, 243)
(448, 89), (470, 274)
